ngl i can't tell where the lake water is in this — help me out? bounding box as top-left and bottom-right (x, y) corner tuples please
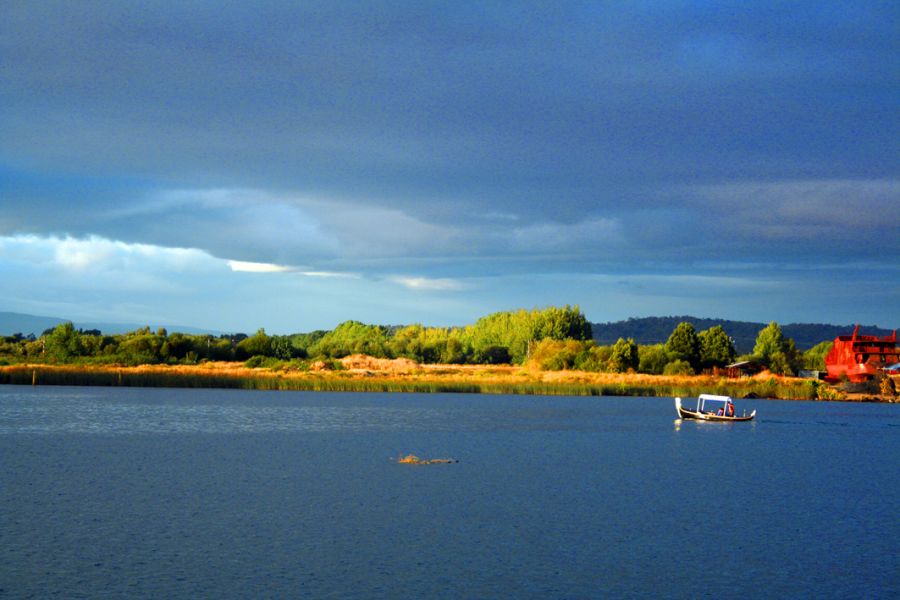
(1, 386), (897, 599)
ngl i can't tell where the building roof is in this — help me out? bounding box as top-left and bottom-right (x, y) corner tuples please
(726, 360), (762, 368)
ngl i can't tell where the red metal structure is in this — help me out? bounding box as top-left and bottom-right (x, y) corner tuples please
(824, 325), (898, 383)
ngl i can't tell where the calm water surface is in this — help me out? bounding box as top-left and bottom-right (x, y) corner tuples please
(1, 386), (897, 598)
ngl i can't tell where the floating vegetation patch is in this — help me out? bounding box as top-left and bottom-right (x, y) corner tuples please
(396, 454), (457, 465)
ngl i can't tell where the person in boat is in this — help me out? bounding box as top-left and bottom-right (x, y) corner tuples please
(716, 402), (736, 417)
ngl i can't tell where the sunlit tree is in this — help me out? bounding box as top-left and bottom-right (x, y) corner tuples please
(44, 322), (83, 362)
(236, 328), (273, 359)
(665, 322), (700, 371)
(608, 337), (639, 373)
(698, 325), (736, 368)
(753, 322), (800, 375)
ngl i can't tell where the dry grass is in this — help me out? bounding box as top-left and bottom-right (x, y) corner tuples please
(340, 354), (419, 373)
(0, 357), (860, 401)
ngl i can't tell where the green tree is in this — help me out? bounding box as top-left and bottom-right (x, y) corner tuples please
(780, 338), (801, 375)
(441, 337), (468, 364)
(287, 331), (326, 358)
(389, 324), (448, 362)
(309, 321), (391, 358)
(160, 332), (193, 361)
(44, 322), (83, 362)
(466, 305), (591, 364)
(271, 336), (294, 360)
(608, 337), (639, 373)
(753, 322), (785, 361)
(579, 344), (612, 372)
(638, 344), (669, 374)
(665, 322), (700, 371)
(752, 322), (801, 375)
(207, 337), (235, 361)
(698, 325), (736, 368)
(768, 351), (792, 376)
(802, 341), (833, 370)
(532, 305), (593, 341)
(117, 332), (164, 365)
(78, 332), (104, 357)
(236, 329), (273, 359)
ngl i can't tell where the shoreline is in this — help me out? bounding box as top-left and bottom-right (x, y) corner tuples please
(1, 362), (895, 402)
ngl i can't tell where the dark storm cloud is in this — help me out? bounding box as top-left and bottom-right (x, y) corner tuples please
(1, 1), (897, 280)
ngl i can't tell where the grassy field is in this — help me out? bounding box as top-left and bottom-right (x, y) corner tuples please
(0, 356), (862, 401)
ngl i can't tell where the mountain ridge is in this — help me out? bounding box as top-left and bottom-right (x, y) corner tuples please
(0, 311), (221, 337)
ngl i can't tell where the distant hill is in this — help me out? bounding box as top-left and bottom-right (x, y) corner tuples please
(590, 316), (897, 353)
(0, 311), (221, 337)
(0, 312), (66, 337)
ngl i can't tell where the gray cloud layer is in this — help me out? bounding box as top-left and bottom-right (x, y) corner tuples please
(1, 1), (897, 321)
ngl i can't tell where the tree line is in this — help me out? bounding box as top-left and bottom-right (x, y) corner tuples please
(525, 321), (827, 375)
(0, 307), (831, 375)
(590, 315), (893, 353)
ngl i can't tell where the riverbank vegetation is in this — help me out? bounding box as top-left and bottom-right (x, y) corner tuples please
(0, 360), (825, 400)
(0, 305), (879, 400)
(0, 307), (830, 374)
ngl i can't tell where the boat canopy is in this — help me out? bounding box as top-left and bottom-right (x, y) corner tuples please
(698, 394), (733, 402)
(696, 394), (734, 413)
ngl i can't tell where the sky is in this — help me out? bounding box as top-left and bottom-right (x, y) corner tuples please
(1, 1), (897, 333)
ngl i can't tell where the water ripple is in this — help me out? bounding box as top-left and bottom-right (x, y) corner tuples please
(0, 400), (461, 434)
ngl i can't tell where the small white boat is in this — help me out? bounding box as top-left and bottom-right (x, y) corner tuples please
(675, 394), (756, 422)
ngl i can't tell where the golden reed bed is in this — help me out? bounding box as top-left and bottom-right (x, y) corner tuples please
(0, 355), (849, 400)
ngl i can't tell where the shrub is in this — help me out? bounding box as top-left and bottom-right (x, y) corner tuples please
(817, 385), (845, 401)
(663, 359), (694, 376)
(473, 345), (512, 365)
(244, 355), (267, 368)
(574, 346), (609, 372)
(529, 339), (596, 371)
(638, 344), (668, 375)
(244, 356), (285, 369)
